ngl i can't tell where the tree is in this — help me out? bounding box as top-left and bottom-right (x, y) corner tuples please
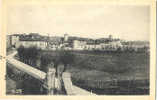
(58, 49), (75, 72)
(40, 53), (56, 72)
(17, 45), (25, 61)
(27, 46), (41, 66)
(17, 46), (40, 67)
(40, 49), (75, 73)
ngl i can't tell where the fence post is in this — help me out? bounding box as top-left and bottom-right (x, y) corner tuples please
(46, 67), (56, 95)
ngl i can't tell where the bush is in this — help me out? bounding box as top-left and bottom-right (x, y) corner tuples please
(40, 53), (55, 72)
(17, 45), (25, 61)
(40, 49), (75, 73)
(58, 49), (75, 67)
(17, 46), (40, 66)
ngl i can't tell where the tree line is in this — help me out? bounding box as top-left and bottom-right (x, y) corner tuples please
(17, 45), (75, 74)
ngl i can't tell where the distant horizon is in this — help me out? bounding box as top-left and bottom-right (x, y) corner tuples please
(7, 5), (150, 41)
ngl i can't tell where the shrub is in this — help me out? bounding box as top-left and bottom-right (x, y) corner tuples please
(17, 45), (25, 61)
(17, 46), (40, 66)
(40, 49), (75, 73)
(40, 53), (55, 72)
(58, 49), (75, 67)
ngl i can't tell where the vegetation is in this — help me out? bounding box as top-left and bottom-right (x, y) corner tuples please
(16, 46), (149, 95)
(17, 45), (41, 67)
(17, 46), (75, 74)
(6, 64), (42, 95)
(40, 49), (75, 73)
(68, 51), (149, 94)
(17, 47), (75, 94)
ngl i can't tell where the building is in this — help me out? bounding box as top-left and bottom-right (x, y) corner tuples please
(64, 34), (69, 42)
(11, 33), (126, 51)
(7, 35), (12, 49)
(100, 40), (122, 51)
(94, 44), (102, 50)
(121, 41), (149, 52)
(85, 44), (95, 50)
(17, 33), (48, 49)
(6, 34), (20, 48)
(73, 40), (86, 50)
(48, 36), (64, 50)
(18, 34), (65, 50)
(11, 34), (20, 48)
(17, 40), (47, 50)
(109, 40), (123, 50)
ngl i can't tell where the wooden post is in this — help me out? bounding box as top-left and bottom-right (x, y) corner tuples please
(46, 67), (56, 95)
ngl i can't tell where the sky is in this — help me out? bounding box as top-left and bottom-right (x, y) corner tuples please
(7, 4), (150, 41)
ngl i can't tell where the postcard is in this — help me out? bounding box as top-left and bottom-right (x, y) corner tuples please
(0, 0), (156, 100)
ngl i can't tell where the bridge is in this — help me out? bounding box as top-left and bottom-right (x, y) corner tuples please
(6, 51), (96, 95)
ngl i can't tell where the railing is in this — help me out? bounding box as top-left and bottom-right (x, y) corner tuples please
(6, 51), (96, 95)
(6, 51), (56, 94)
(7, 57), (46, 80)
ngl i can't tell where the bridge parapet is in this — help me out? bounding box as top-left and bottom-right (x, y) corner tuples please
(7, 51), (96, 95)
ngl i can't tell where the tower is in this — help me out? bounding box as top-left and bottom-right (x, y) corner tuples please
(64, 34), (69, 42)
(109, 35), (113, 40)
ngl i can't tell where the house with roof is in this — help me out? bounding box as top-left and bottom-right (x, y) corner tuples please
(73, 40), (87, 50)
(17, 35), (48, 50)
(14, 33), (125, 51)
(7, 35), (12, 49)
(10, 34), (20, 48)
(47, 36), (64, 50)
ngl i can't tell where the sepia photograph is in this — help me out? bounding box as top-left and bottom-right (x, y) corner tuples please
(2, 0), (155, 98)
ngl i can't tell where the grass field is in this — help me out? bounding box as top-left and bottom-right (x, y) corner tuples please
(71, 52), (149, 94)
(69, 52), (149, 80)
(42, 50), (149, 95)
(14, 49), (150, 95)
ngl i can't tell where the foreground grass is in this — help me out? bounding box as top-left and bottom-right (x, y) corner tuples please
(15, 49), (150, 95)
(68, 52), (149, 94)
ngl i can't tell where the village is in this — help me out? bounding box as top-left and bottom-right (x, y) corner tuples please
(7, 33), (149, 52)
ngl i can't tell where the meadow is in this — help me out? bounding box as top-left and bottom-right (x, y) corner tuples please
(14, 47), (150, 95)
(42, 50), (150, 95)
